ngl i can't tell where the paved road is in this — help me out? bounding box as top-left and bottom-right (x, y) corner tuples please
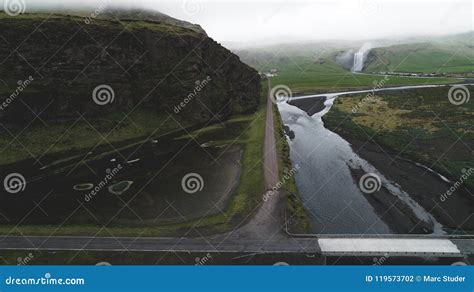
(0, 235), (319, 253)
(0, 79), (321, 254)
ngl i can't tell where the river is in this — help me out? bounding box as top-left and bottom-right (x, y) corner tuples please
(277, 84), (468, 235)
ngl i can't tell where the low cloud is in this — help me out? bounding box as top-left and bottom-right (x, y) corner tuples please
(2, 0), (472, 45)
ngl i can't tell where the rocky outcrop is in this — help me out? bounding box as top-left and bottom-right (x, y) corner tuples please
(0, 11), (261, 125)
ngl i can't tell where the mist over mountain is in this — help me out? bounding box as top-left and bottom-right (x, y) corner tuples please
(7, 0), (472, 45)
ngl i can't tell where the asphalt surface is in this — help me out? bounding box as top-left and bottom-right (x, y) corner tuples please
(0, 235), (319, 253)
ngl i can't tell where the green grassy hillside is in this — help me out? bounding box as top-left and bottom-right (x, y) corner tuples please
(0, 11), (260, 166)
(364, 34), (474, 73)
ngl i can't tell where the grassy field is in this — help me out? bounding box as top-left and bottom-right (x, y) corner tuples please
(239, 51), (458, 93)
(323, 86), (474, 187)
(0, 110), (182, 166)
(365, 41), (474, 74)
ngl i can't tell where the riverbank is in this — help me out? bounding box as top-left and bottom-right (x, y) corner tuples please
(348, 165), (434, 234)
(273, 101), (311, 234)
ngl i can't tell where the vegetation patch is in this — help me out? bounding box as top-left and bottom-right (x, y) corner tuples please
(323, 87), (474, 187)
(273, 102), (311, 234)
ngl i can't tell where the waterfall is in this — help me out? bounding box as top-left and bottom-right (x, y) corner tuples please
(351, 43), (372, 72)
(352, 51), (365, 72)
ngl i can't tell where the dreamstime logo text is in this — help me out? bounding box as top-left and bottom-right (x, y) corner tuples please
(448, 85), (470, 105)
(451, 261), (468, 266)
(92, 84), (115, 105)
(182, 0), (203, 16)
(359, 173), (381, 194)
(195, 253), (212, 265)
(181, 173), (204, 194)
(270, 85), (292, 104)
(3, 0), (26, 16)
(84, 164), (123, 202)
(351, 76), (388, 113)
(84, 0), (109, 24)
(263, 164), (300, 202)
(3, 173), (26, 194)
(5, 273), (85, 286)
(0, 76), (34, 111)
(359, 0), (382, 16)
(373, 253), (389, 266)
(17, 252), (34, 266)
(174, 76), (212, 114)
(440, 168), (473, 202)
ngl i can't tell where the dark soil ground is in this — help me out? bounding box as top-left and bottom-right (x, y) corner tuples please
(348, 139), (474, 233)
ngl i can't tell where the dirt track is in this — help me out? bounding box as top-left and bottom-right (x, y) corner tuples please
(223, 78), (288, 240)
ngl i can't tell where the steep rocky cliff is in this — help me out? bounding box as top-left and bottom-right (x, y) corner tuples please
(0, 11), (261, 125)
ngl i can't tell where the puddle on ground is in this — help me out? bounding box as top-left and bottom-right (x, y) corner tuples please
(73, 183), (94, 191)
(108, 181), (134, 195)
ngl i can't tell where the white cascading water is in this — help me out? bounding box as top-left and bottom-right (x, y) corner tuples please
(351, 43), (373, 72)
(352, 51), (365, 72)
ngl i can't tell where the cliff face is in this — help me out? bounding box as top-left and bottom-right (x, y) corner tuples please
(0, 12), (261, 125)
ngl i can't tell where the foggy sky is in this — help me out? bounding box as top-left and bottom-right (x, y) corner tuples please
(3, 0), (473, 45)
